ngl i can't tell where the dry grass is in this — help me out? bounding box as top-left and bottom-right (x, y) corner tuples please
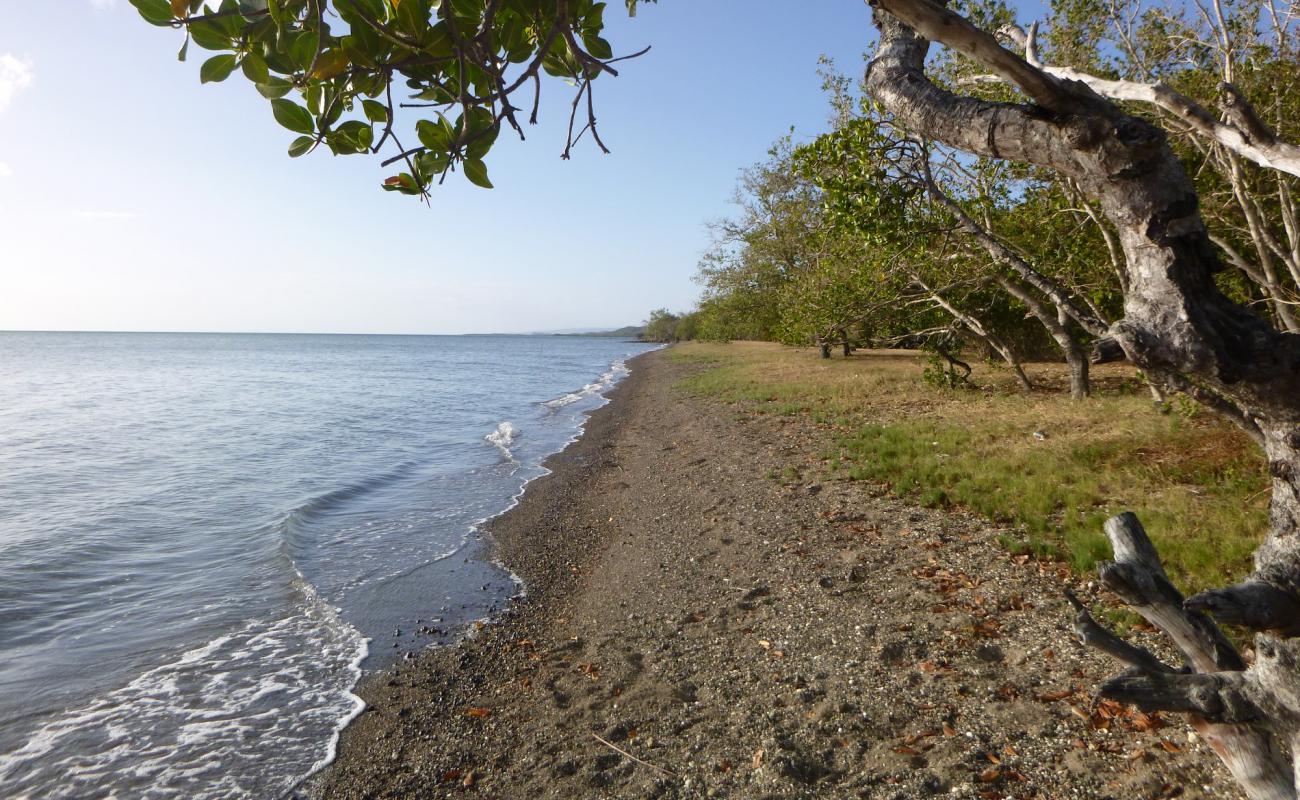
(671, 341), (1268, 592)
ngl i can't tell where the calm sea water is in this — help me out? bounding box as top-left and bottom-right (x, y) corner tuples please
(0, 331), (655, 799)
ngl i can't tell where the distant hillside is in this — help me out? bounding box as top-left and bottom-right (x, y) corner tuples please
(553, 326), (645, 339)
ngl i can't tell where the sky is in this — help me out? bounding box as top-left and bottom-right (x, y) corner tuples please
(0, 1), (1030, 335)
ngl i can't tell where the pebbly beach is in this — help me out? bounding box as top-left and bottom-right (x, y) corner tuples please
(321, 348), (1241, 800)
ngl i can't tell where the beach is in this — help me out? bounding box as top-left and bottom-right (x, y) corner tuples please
(322, 348), (1241, 799)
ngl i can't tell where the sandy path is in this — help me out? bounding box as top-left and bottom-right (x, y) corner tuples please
(321, 349), (1240, 799)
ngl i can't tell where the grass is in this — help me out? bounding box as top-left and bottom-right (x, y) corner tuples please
(670, 341), (1269, 593)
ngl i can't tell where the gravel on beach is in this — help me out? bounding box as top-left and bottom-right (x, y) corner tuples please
(321, 349), (1242, 800)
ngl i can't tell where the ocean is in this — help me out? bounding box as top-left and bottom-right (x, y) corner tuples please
(0, 331), (656, 799)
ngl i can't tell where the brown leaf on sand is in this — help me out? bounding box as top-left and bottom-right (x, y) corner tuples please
(978, 766), (1002, 782)
(465, 707), (491, 719)
(892, 745), (920, 756)
(942, 722), (957, 737)
(1035, 689), (1073, 702)
(752, 749), (764, 769)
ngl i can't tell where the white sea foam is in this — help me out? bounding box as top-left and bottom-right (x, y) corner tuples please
(0, 582), (367, 800)
(485, 421), (520, 460)
(541, 358), (630, 409)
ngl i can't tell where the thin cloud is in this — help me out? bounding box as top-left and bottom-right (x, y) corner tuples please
(77, 210), (139, 221)
(89, 0), (119, 8)
(0, 54), (34, 112)
(0, 162), (12, 178)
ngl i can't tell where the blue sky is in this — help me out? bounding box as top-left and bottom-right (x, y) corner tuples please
(0, 1), (1031, 334)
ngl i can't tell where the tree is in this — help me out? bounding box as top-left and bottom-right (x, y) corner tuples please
(641, 308), (679, 343)
(125, 0), (652, 197)
(864, 2), (1300, 796)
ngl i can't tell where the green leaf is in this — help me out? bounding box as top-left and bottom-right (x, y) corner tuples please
(255, 77), (294, 99)
(177, 36), (190, 62)
(582, 34), (613, 60)
(189, 21), (233, 50)
(416, 118), (451, 152)
(288, 31), (318, 70)
(271, 98), (315, 134)
(129, 0), (174, 25)
(335, 120), (374, 152)
(200, 54), (239, 83)
(462, 157), (492, 189)
(362, 99), (389, 124)
(288, 135), (315, 157)
(241, 52), (270, 83)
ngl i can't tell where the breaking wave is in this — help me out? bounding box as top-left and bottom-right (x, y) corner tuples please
(485, 421), (520, 460)
(0, 579), (367, 800)
(541, 358), (629, 410)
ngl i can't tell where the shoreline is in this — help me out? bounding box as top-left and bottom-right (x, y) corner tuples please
(317, 348), (658, 796)
(321, 347), (1241, 799)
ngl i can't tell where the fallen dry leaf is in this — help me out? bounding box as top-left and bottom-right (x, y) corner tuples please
(465, 707), (491, 719)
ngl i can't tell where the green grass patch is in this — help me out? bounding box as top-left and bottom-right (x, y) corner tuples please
(671, 341), (1269, 593)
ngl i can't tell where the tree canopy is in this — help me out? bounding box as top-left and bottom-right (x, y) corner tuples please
(128, 0), (652, 196)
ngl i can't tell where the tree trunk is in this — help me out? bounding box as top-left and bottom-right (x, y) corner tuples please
(995, 276), (1090, 399)
(1059, 306), (1090, 400)
(915, 274), (1033, 392)
(865, 2), (1300, 795)
(842, 339), (852, 357)
(818, 338), (831, 359)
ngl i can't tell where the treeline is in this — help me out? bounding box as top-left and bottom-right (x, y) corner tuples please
(652, 0), (1300, 400)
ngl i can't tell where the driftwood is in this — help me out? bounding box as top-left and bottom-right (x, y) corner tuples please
(1071, 513), (1294, 800)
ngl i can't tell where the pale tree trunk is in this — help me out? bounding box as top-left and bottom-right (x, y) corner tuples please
(865, 2), (1300, 796)
(913, 273), (1034, 392)
(1058, 305), (1090, 401)
(995, 276), (1090, 399)
(991, 21), (1300, 334)
(987, 22), (1300, 179)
